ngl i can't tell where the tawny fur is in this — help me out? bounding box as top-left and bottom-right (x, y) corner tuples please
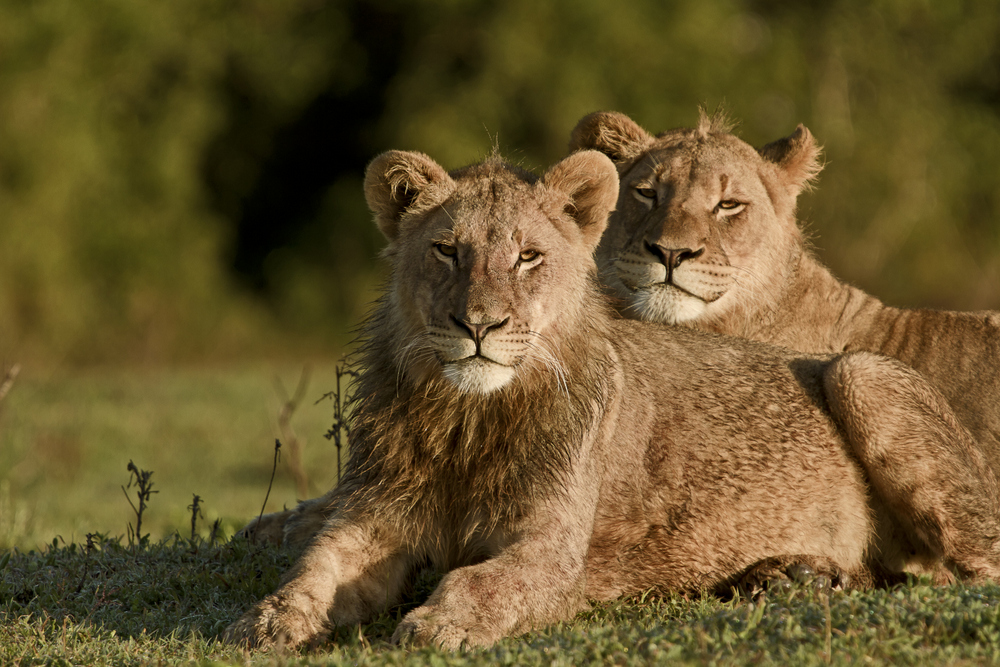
(571, 110), (1000, 571)
(226, 149), (1000, 652)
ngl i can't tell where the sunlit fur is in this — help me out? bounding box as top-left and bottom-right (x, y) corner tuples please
(572, 107), (1000, 579)
(629, 284), (708, 324)
(572, 110), (1000, 483)
(343, 151), (621, 539)
(571, 110), (807, 337)
(440, 358), (514, 395)
(227, 146), (1000, 653)
(344, 297), (613, 544)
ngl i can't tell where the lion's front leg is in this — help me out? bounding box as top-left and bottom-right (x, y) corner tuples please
(393, 546), (589, 650)
(235, 509), (293, 546)
(235, 491), (339, 548)
(225, 517), (412, 650)
(393, 498), (594, 650)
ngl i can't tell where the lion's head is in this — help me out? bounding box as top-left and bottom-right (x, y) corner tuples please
(363, 149), (618, 395)
(569, 110), (822, 333)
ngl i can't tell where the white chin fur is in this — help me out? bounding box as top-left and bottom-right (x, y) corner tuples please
(442, 358), (516, 394)
(631, 285), (708, 325)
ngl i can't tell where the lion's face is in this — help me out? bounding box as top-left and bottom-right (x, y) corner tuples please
(571, 111), (822, 329)
(391, 173), (594, 395)
(364, 151), (618, 394)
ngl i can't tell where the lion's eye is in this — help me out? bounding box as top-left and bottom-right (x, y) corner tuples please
(635, 187), (657, 201)
(717, 200), (743, 211)
(514, 248), (542, 269)
(434, 243), (457, 261)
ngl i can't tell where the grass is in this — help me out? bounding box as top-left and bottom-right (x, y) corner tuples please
(4, 364), (1000, 664)
(0, 362), (346, 550)
(3, 535), (1000, 665)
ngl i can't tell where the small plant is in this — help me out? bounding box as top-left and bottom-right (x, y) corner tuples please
(209, 518), (222, 545)
(321, 359), (358, 484)
(187, 494), (204, 541)
(121, 460), (157, 547)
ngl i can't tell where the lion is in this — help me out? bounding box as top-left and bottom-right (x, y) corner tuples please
(225, 149), (1000, 651)
(570, 110), (1000, 474)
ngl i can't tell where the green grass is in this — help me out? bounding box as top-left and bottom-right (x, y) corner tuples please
(4, 365), (1000, 664)
(3, 534), (1000, 665)
(0, 362), (349, 551)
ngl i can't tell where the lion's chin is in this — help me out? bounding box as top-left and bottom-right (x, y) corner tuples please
(442, 357), (516, 395)
(629, 284), (708, 325)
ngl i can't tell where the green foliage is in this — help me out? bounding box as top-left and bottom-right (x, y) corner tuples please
(0, 0), (350, 363)
(1, 0), (998, 364)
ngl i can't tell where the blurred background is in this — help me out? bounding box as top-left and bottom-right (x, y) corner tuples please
(2, 0), (999, 367)
(1, 0), (999, 547)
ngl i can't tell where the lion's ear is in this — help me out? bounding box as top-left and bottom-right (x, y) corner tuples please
(759, 125), (824, 196)
(569, 112), (655, 172)
(541, 150), (619, 250)
(364, 151), (454, 241)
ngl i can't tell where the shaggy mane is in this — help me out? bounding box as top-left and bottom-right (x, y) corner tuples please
(337, 288), (613, 552)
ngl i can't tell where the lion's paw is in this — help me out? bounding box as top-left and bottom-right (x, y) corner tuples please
(235, 500), (334, 548)
(392, 605), (493, 650)
(734, 554), (852, 598)
(234, 510), (296, 546)
(282, 508), (331, 548)
(223, 594), (328, 651)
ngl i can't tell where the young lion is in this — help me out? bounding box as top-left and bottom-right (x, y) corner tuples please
(225, 150), (1000, 651)
(570, 110), (1000, 479)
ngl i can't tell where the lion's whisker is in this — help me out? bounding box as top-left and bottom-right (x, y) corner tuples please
(395, 331), (436, 394)
(525, 332), (569, 397)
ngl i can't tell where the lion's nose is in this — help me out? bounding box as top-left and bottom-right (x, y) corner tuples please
(644, 242), (704, 276)
(452, 316), (510, 350)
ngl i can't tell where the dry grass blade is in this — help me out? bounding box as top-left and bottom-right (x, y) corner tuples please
(251, 439), (282, 544)
(0, 363), (20, 405)
(275, 366), (312, 498)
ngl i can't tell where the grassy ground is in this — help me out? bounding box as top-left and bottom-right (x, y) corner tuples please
(4, 364), (1000, 664)
(0, 362), (348, 551)
(2, 534), (1000, 665)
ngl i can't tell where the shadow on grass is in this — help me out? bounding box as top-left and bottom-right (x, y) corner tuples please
(0, 534), (439, 648)
(0, 535), (292, 642)
(6, 534), (1000, 665)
